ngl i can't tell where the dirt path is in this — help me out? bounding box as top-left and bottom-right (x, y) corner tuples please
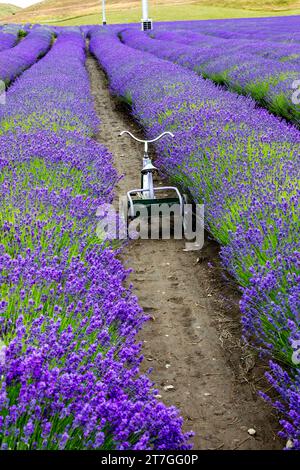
(86, 54), (282, 450)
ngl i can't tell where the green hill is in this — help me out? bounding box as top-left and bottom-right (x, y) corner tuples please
(0, 3), (21, 19)
(1, 0), (300, 25)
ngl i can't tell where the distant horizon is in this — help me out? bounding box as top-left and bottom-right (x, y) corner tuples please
(0, 0), (41, 7)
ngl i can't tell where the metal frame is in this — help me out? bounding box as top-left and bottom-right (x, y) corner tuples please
(127, 187), (184, 218)
(141, 0), (153, 30)
(119, 130), (184, 219)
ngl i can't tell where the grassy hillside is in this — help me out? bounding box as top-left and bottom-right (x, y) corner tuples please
(0, 3), (20, 19)
(1, 0), (300, 25)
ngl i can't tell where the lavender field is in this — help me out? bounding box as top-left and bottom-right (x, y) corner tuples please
(0, 15), (299, 451)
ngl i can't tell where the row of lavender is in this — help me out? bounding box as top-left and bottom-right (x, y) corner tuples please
(0, 30), (191, 449)
(119, 28), (300, 127)
(0, 27), (19, 53)
(89, 28), (300, 449)
(0, 27), (52, 86)
(156, 16), (300, 42)
(154, 19), (300, 61)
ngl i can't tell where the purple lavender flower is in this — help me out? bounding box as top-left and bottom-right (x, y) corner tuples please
(0, 26), (191, 450)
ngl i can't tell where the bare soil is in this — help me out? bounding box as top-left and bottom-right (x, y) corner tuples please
(87, 54), (282, 450)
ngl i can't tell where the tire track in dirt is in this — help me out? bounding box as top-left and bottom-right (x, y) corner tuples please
(86, 54), (281, 450)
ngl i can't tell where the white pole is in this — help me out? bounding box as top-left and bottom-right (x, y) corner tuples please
(142, 0), (148, 20)
(102, 0), (106, 24)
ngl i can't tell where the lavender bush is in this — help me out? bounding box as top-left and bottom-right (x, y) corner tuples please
(90, 28), (300, 448)
(259, 361), (300, 450)
(0, 31), (98, 136)
(0, 28), (52, 86)
(0, 31), (18, 53)
(121, 28), (300, 126)
(0, 30), (191, 450)
(154, 16), (300, 43)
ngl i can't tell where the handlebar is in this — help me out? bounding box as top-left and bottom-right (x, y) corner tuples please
(119, 130), (174, 145)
